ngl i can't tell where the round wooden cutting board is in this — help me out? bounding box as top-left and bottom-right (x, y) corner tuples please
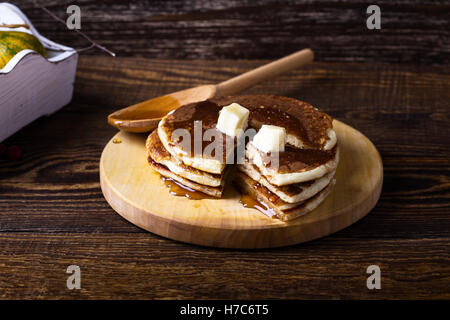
(100, 120), (383, 248)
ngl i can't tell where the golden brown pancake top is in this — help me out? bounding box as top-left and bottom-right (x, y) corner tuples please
(212, 94), (333, 149)
(160, 94), (334, 164)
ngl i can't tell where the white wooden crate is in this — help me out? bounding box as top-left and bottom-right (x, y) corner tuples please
(0, 3), (78, 142)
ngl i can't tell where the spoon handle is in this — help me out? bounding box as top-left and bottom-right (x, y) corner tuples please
(215, 48), (314, 97)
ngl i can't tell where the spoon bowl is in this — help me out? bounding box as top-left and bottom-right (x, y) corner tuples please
(108, 85), (216, 133)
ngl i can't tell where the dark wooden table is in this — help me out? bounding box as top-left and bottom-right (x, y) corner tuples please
(0, 56), (449, 299)
(15, 0), (450, 65)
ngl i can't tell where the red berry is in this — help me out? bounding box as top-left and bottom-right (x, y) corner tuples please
(7, 145), (22, 161)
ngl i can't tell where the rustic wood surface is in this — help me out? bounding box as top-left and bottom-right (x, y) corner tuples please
(13, 0), (450, 65)
(0, 56), (449, 299)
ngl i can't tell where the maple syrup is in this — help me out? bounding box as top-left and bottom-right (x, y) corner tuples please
(239, 194), (277, 218)
(161, 176), (211, 200)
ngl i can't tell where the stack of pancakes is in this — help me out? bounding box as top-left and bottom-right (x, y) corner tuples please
(146, 94), (339, 221)
(147, 100), (232, 198)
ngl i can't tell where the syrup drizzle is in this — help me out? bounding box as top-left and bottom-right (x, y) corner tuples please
(239, 194), (277, 218)
(160, 175), (276, 218)
(160, 176), (211, 200)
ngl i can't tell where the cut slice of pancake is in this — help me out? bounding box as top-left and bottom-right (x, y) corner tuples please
(237, 160), (336, 203)
(146, 130), (225, 187)
(246, 142), (339, 186)
(234, 171), (335, 221)
(158, 101), (235, 174)
(211, 95), (337, 150)
(148, 158), (224, 198)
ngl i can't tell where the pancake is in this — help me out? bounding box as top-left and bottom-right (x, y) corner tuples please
(146, 130), (225, 187)
(234, 171), (335, 221)
(158, 95), (337, 175)
(237, 160), (336, 203)
(147, 94), (339, 221)
(211, 95), (337, 150)
(246, 142), (339, 186)
(148, 158), (225, 198)
(158, 101), (234, 174)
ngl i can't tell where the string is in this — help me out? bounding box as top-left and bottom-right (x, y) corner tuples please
(26, 0), (116, 56)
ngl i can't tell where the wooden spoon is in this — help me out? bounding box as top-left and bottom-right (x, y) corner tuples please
(108, 48), (314, 133)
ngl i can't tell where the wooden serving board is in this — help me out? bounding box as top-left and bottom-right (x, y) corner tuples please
(100, 120), (383, 248)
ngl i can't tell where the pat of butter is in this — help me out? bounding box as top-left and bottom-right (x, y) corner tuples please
(216, 103), (250, 137)
(252, 125), (286, 153)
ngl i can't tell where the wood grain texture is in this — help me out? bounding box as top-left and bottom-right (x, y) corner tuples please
(12, 0), (450, 65)
(0, 233), (448, 299)
(100, 121), (382, 248)
(0, 56), (449, 298)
